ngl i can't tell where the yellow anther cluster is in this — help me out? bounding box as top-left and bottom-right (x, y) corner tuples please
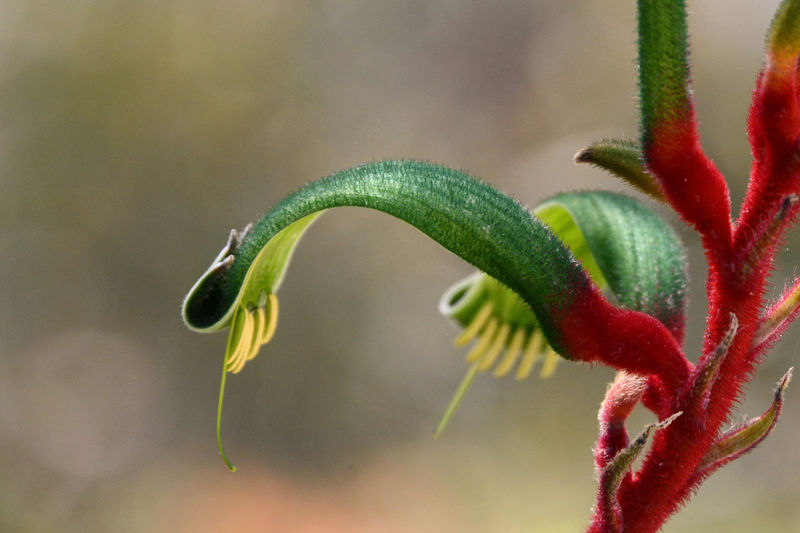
(225, 292), (279, 374)
(455, 301), (559, 381)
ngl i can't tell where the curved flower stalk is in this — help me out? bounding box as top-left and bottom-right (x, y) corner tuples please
(182, 1), (800, 530)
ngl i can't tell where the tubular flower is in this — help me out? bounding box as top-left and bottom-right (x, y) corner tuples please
(183, 161), (688, 465)
(434, 192), (687, 434)
(439, 197), (614, 382)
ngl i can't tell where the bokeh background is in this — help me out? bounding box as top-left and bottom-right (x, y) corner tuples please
(2, 0), (798, 531)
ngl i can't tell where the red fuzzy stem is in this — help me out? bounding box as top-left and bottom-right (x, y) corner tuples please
(604, 58), (800, 529)
(585, 6), (800, 532)
(595, 373), (647, 471)
(646, 119), (733, 259)
(615, 282), (762, 532)
(589, 374), (648, 533)
(739, 53), (800, 251)
(557, 287), (692, 405)
(610, 154), (790, 531)
(645, 117), (734, 363)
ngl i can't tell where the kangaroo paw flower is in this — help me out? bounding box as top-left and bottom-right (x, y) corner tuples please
(183, 161), (691, 463)
(435, 273), (561, 437)
(435, 189), (689, 435)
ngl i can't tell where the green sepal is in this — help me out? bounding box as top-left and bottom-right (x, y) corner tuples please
(693, 369), (792, 479)
(769, 0), (800, 58)
(597, 412), (681, 528)
(238, 213), (322, 306)
(534, 199), (610, 289)
(575, 139), (666, 202)
(638, 0), (692, 138)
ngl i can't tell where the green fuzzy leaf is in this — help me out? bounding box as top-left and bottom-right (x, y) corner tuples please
(638, 0), (692, 139)
(598, 411), (682, 526)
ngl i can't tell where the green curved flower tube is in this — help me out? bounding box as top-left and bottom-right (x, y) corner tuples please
(182, 159), (688, 468)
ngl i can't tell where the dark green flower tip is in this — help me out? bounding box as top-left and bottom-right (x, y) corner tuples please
(769, 0), (800, 60)
(575, 139), (666, 202)
(638, 0), (693, 138)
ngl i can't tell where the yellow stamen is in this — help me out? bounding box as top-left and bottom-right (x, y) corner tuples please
(246, 306), (266, 362)
(454, 302), (494, 347)
(539, 346), (560, 378)
(493, 328), (526, 378)
(515, 330), (544, 381)
(465, 318), (498, 363)
(225, 307), (245, 353)
(261, 293), (280, 345)
(228, 309), (255, 374)
(223, 307), (246, 372)
(479, 323), (511, 371)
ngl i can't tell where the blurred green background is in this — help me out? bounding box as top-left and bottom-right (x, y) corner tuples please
(2, 1), (798, 531)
